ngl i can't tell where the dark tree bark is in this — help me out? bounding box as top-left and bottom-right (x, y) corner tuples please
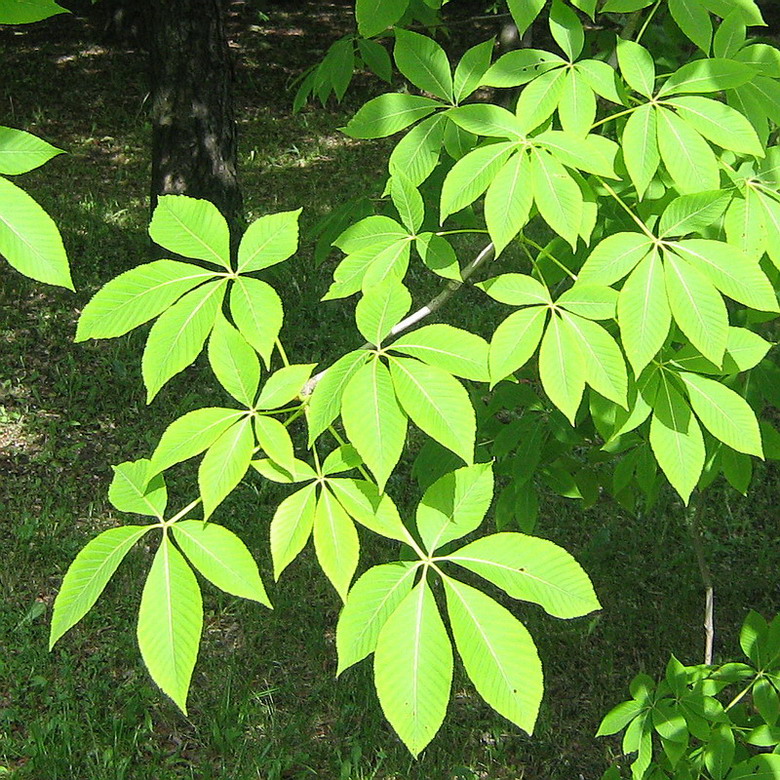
(146, 0), (243, 240)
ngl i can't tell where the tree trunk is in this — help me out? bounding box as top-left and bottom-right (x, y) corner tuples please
(146, 0), (243, 241)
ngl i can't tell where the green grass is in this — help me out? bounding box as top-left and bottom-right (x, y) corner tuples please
(2, 5), (779, 779)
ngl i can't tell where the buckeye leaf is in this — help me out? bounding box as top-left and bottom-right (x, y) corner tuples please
(443, 576), (543, 734)
(389, 113), (447, 187)
(416, 462), (494, 553)
(668, 0), (712, 54)
(415, 232), (460, 280)
(142, 279), (226, 403)
(657, 58), (756, 97)
(453, 38), (495, 103)
(229, 276), (283, 367)
(0, 125), (63, 175)
(172, 520), (271, 606)
(489, 306), (547, 385)
(356, 279), (412, 346)
(149, 195), (230, 270)
(327, 478), (408, 542)
(478, 273), (550, 306)
(389, 356), (475, 465)
(313, 487), (360, 602)
(447, 104), (526, 140)
(445, 532), (601, 618)
(616, 40), (655, 98)
(0, 0), (68, 24)
(558, 70), (596, 136)
(394, 29), (453, 102)
(579, 232), (652, 286)
(76, 260), (215, 342)
(621, 104), (660, 199)
(485, 151), (533, 256)
(208, 314), (260, 407)
(374, 580), (453, 757)
(109, 459), (167, 518)
(355, 0), (408, 37)
(539, 313), (586, 425)
(515, 67), (567, 134)
(556, 284), (617, 320)
(256, 363), (314, 410)
(50, 525), (151, 649)
(390, 172), (424, 234)
(335, 215), (409, 254)
(336, 561), (418, 675)
(343, 94), (441, 139)
(342, 359), (407, 491)
(658, 191), (731, 239)
(679, 372), (763, 457)
(530, 148), (583, 249)
(270, 483), (317, 579)
(237, 209), (301, 273)
(137, 536), (202, 715)
(656, 107), (720, 194)
(253, 415), (295, 473)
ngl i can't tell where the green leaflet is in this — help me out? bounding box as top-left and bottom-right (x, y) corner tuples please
(530, 148), (583, 249)
(389, 355), (475, 466)
(306, 350), (370, 445)
(270, 482), (317, 579)
(561, 312), (628, 408)
(666, 96), (764, 157)
(172, 520), (271, 606)
(489, 306), (547, 386)
(149, 407), (245, 476)
(389, 324), (489, 382)
(198, 416), (255, 519)
(335, 215), (408, 254)
(358, 38), (392, 83)
(668, 0), (712, 54)
(725, 189), (767, 261)
(320, 444), (362, 476)
(579, 232), (652, 285)
(539, 313), (586, 425)
(445, 532), (601, 618)
(0, 0), (68, 24)
(355, 0), (408, 37)
(415, 232), (460, 280)
(0, 175), (72, 289)
(388, 113), (447, 187)
(253, 415), (295, 473)
(229, 276), (283, 367)
(342, 358), (407, 491)
(355, 279), (412, 347)
(109, 459), (167, 518)
(574, 59), (623, 104)
(416, 463), (494, 553)
(440, 141), (516, 223)
(313, 487), (359, 601)
(533, 131), (620, 179)
(549, 0), (584, 61)
(485, 151), (533, 256)
(359, 238), (413, 291)
(453, 38), (494, 104)
(443, 576), (543, 734)
(616, 40), (656, 98)
(658, 58), (756, 97)
(558, 69), (596, 137)
(208, 314), (260, 407)
(256, 363), (314, 409)
(49, 525), (151, 649)
(237, 209), (301, 273)
(0, 125), (63, 175)
(679, 372), (763, 457)
(447, 104), (526, 140)
(618, 250), (671, 375)
(478, 273), (550, 306)
(506, 0), (546, 36)
(649, 377), (705, 503)
(343, 94), (441, 139)
(252, 457), (317, 483)
(621, 104), (660, 199)
(714, 13), (747, 60)
(148, 195), (230, 270)
(142, 279), (226, 403)
(76, 260), (215, 342)
(556, 284), (617, 320)
(326, 478), (408, 541)
(390, 172), (424, 234)
(663, 250), (728, 366)
(374, 579), (453, 757)
(515, 67), (567, 134)
(394, 29), (453, 102)
(336, 561), (418, 675)
(669, 239), (778, 313)
(137, 536), (203, 714)
(658, 191), (731, 239)
(656, 106), (720, 194)
(481, 49), (563, 88)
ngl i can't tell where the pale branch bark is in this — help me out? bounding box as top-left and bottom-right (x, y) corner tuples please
(686, 494), (715, 665)
(301, 241), (496, 397)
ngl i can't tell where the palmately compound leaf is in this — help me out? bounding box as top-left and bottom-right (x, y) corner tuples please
(137, 536), (203, 715)
(0, 175), (72, 289)
(49, 525), (151, 649)
(617, 250), (671, 376)
(416, 463), (494, 553)
(149, 407), (245, 476)
(313, 487), (359, 602)
(394, 29), (453, 103)
(198, 416), (255, 519)
(0, 125), (63, 175)
(679, 372), (763, 457)
(229, 276), (283, 368)
(142, 279), (227, 403)
(76, 260), (215, 342)
(270, 482), (317, 580)
(172, 520), (271, 606)
(208, 314), (260, 407)
(649, 376), (705, 504)
(389, 356), (475, 466)
(355, 279), (412, 347)
(342, 359), (407, 492)
(539, 313), (586, 425)
(389, 324), (489, 382)
(443, 576), (543, 735)
(109, 459), (167, 518)
(489, 306), (548, 386)
(306, 350), (370, 446)
(336, 561), (418, 675)
(374, 580), (453, 757)
(445, 532), (600, 618)
(148, 195), (231, 270)
(237, 209), (301, 273)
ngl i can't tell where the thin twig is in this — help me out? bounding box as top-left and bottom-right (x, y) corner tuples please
(686, 492), (715, 665)
(301, 242), (496, 397)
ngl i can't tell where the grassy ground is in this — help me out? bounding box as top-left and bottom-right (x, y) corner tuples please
(1, 2), (779, 778)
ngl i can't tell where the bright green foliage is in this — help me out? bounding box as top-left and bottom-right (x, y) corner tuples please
(50, 0), (780, 762)
(0, 0), (68, 23)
